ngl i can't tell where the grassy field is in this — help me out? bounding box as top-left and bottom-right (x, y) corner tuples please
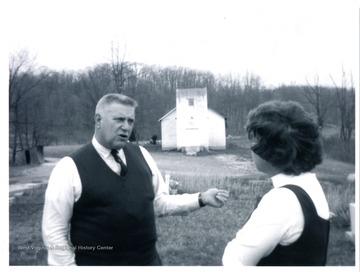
(9, 139), (356, 266)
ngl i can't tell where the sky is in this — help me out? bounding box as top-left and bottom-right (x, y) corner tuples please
(5, 0), (359, 87)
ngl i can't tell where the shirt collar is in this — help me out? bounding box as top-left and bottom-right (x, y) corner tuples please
(271, 172), (316, 188)
(92, 136), (115, 159)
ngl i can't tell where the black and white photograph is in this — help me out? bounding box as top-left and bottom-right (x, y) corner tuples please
(4, 0), (358, 270)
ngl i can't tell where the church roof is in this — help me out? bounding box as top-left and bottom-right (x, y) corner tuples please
(158, 107), (225, 122)
(158, 108), (176, 122)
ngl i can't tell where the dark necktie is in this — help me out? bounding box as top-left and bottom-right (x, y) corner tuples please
(110, 149), (127, 177)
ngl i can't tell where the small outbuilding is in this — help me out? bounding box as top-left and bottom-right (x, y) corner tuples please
(9, 145), (44, 166)
(158, 88), (226, 155)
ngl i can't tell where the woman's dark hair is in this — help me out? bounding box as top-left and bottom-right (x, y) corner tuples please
(246, 100), (323, 175)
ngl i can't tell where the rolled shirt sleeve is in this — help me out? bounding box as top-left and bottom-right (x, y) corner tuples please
(139, 146), (200, 217)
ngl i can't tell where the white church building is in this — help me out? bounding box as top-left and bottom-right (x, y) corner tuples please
(158, 88), (226, 154)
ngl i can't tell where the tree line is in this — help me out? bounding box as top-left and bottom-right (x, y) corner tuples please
(9, 49), (355, 165)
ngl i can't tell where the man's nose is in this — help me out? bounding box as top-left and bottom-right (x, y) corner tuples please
(121, 121), (131, 130)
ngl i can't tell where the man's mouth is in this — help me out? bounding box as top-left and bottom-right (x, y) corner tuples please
(119, 134), (128, 140)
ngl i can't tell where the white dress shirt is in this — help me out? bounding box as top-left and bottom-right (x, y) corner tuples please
(222, 172), (330, 266)
(42, 137), (200, 266)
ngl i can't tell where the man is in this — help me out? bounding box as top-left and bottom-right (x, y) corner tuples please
(42, 93), (229, 266)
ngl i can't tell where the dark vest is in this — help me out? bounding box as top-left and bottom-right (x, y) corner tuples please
(257, 184), (330, 266)
(69, 143), (157, 265)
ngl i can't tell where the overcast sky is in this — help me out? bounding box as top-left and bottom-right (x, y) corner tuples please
(6, 0), (359, 87)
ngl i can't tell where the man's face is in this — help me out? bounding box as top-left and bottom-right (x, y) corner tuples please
(95, 103), (135, 150)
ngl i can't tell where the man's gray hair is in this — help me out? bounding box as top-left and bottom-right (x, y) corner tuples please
(95, 93), (138, 114)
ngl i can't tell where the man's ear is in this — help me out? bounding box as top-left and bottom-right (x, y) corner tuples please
(95, 114), (101, 128)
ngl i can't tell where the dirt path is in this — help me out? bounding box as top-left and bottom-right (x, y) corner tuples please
(150, 151), (261, 177)
(9, 158), (59, 203)
(9, 152), (263, 203)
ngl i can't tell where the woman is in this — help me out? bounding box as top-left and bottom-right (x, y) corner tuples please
(222, 100), (330, 266)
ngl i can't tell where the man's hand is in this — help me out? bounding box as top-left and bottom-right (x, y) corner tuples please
(201, 188), (229, 208)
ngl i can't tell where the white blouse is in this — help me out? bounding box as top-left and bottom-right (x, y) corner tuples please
(222, 172), (330, 266)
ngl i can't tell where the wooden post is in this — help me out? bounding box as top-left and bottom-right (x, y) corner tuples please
(165, 172), (170, 192)
(345, 203), (355, 244)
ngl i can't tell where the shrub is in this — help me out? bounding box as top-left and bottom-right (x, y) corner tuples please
(322, 136), (355, 164)
(321, 181), (355, 228)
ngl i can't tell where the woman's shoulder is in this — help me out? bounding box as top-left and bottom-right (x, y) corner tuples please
(259, 187), (303, 212)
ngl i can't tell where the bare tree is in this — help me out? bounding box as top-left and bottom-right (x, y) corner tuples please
(304, 75), (335, 129)
(110, 42), (127, 94)
(77, 64), (113, 108)
(242, 71), (262, 114)
(110, 42), (139, 95)
(109, 42), (146, 100)
(330, 70), (355, 142)
(9, 49), (49, 165)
